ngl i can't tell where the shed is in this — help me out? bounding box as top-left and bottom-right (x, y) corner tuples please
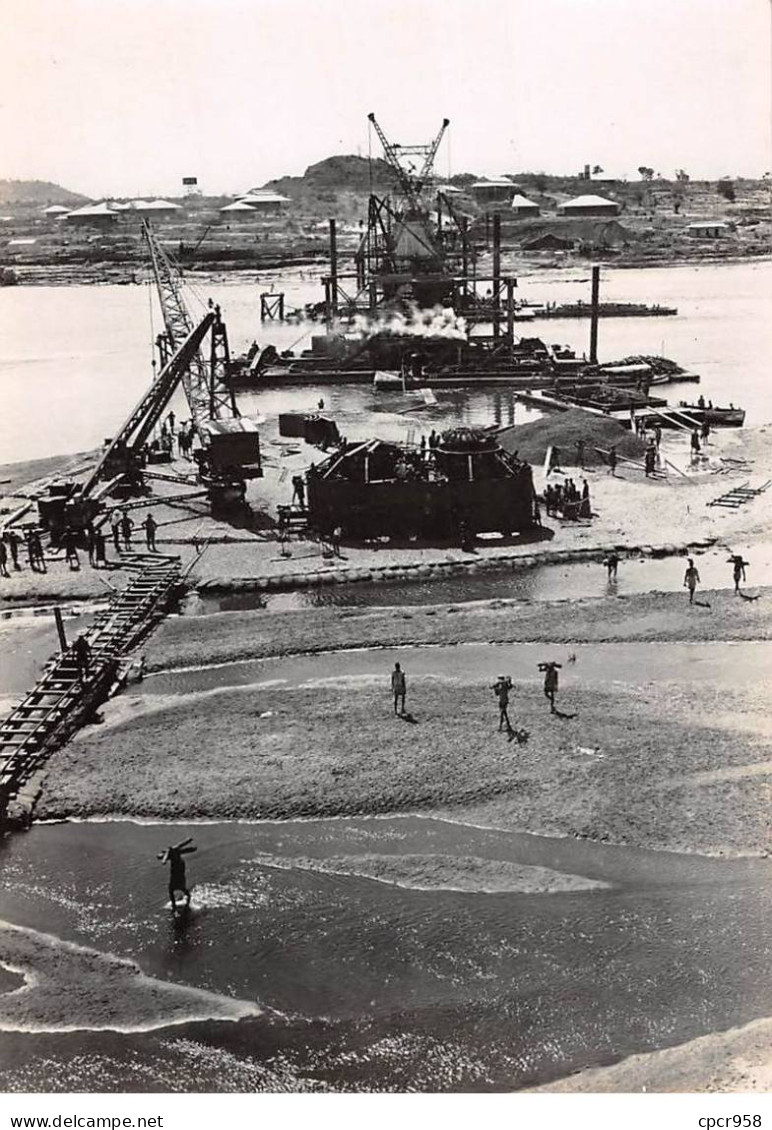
(65, 201), (120, 227)
(687, 221), (730, 239)
(522, 232), (575, 251)
(43, 204), (71, 217)
(240, 192), (290, 211)
(558, 194), (620, 217)
(510, 193), (540, 217)
(470, 177), (515, 204)
(220, 200), (257, 216)
(132, 199), (182, 219)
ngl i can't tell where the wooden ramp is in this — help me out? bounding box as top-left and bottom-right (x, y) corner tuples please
(0, 552), (182, 821)
(707, 481), (772, 510)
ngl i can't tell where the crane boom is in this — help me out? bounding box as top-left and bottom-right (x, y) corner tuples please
(367, 112), (449, 210)
(416, 119), (449, 193)
(142, 220), (236, 425)
(82, 313), (215, 496)
(367, 112), (421, 211)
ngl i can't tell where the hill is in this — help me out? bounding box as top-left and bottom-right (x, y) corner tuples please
(0, 179), (87, 206)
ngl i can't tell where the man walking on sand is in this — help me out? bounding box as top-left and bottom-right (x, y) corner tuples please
(142, 512), (158, 552)
(729, 554), (749, 593)
(391, 662), (407, 716)
(491, 675), (514, 734)
(539, 661), (561, 714)
(684, 558), (700, 604)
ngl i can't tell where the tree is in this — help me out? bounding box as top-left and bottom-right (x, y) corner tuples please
(592, 165), (604, 176)
(675, 169), (690, 183)
(717, 178), (736, 202)
(638, 166), (655, 181)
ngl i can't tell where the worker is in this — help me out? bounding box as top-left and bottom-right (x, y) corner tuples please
(167, 410), (176, 434)
(644, 443), (656, 477)
(690, 429), (701, 458)
(391, 662), (407, 716)
(94, 527), (107, 567)
(6, 530), (20, 571)
(491, 675), (513, 734)
(30, 530), (46, 573)
(73, 634), (91, 682)
(142, 512), (158, 552)
(291, 475), (306, 508)
(0, 539), (8, 578)
(604, 553), (620, 580)
(62, 527), (80, 570)
(110, 512), (122, 554)
(317, 398), (325, 410)
(120, 512), (134, 551)
(701, 418), (711, 444)
(607, 446), (617, 476)
(539, 661), (561, 714)
(729, 554), (748, 593)
(575, 438), (585, 469)
(683, 558), (700, 604)
(84, 524), (96, 567)
(158, 838), (197, 912)
(579, 480), (591, 518)
(654, 424), (662, 449)
(332, 525), (342, 557)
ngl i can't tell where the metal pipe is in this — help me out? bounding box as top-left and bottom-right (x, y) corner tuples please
(589, 265), (600, 363)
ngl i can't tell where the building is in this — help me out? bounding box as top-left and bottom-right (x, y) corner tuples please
(521, 232), (574, 251)
(131, 199), (183, 220)
(240, 191), (291, 212)
(687, 221), (730, 239)
(557, 194), (620, 218)
(65, 201), (120, 228)
(510, 193), (540, 218)
(42, 204), (72, 219)
(470, 177), (516, 205)
(219, 200), (259, 218)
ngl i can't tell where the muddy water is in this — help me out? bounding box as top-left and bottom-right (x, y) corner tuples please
(2, 260), (771, 462)
(1, 815), (771, 1090)
(189, 539), (772, 615)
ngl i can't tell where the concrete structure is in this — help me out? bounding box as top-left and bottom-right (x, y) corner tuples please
(557, 194), (620, 217)
(470, 177), (515, 205)
(510, 193), (540, 217)
(65, 201), (119, 227)
(687, 221), (730, 238)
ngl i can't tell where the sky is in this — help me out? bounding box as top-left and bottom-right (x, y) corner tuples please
(0, 0), (770, 197)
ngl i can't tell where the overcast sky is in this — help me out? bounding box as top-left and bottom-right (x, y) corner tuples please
(1, 0), (770, 197)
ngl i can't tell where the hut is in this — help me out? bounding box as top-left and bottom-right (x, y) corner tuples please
(522, 232), (575, 251)
(557, 194), (620, 217)
(219, 200), (258, 219)
(131, 199), (182, 220)
(65, 201), (120, 228)
(470, 177), (516, 205)
(687, 221), (730, 239)
(42, 204), (72, 219)
(510, 193), (540, 218)
(240, 191), (291, 213)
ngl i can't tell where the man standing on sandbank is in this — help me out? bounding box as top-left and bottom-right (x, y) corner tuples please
(391, 662), (407, 716)
(684, 558), (700, 604)
(491, 675), (514, 734)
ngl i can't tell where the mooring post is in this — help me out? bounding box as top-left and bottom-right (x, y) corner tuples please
(492, 213), (501, 341)
(329, 219), (338, 321)
(53, 606), (68, 653)
(506, 278), (516, 344)
(589, 265), (600, 364)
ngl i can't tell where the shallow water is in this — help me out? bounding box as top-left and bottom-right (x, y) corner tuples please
(1, 814), (771, 1090)
(2, 260), (771, 462)
(188, 539), (770, 614)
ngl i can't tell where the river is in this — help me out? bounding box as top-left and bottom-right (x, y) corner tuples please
(1, 259), (771, 463)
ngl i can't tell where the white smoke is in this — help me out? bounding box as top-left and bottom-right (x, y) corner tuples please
(347, 304), (467, 342)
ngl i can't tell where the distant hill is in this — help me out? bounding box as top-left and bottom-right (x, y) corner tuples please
(263, 154), (394, 200)
(0, 179), (87, 206)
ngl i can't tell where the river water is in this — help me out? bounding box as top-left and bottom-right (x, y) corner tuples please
(1, 259), (771, 463)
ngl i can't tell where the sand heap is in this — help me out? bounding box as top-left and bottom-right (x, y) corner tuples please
(499, 408), (646, 467)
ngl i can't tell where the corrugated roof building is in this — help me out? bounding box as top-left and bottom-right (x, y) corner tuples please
(557, 194), (620, 217)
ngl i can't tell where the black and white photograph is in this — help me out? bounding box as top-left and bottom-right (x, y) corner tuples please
(0, 0), (771, 1103)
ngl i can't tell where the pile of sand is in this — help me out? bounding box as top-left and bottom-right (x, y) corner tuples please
(499, 408), (646, 467)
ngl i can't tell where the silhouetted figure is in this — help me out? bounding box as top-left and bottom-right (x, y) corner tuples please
(684, 558), (700, 604)
(73, 634), (91, 682)
(0, 540), (8, 578)
(120, 513), (134, 551)
(539, 661), (561, 714)
(291, 475), (306, 508)
(158, 838), (197, 911)
(491, 675), (513, 734)
(607, 446), (617, 476)
(6, 530), (20, 571)
(94, 528), (107, 567)
(605, 553), (619, 580)
(62, 527), (80, 570)
(729, 554), (748, 593)
(142, 512), (158, 552)
(391, 662), (406, 716)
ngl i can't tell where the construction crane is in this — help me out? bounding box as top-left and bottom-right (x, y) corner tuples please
(143, 219), (237, 423)
(367, 113), (449, 215)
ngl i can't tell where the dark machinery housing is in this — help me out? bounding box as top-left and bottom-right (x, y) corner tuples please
(307, 428), (536, 541)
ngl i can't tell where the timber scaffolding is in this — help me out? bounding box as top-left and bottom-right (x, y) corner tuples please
(0, 551), (184, 827)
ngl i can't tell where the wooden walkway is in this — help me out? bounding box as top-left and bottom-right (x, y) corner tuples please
(0, 552), (183, 821)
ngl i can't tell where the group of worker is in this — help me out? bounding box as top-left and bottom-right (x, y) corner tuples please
(0, 527), (46, 577)
(543, 478), (591, 520)
(603, 551), (750, 600)
(390, 660), (563, 737)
